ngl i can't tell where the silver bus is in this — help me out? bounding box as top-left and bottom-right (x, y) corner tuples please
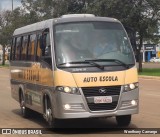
(10, 14), (139, 128)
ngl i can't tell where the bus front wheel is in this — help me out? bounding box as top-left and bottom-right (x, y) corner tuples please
(20, 92), (31, 118)
(116, 115), (131, 127)
(44, 97), (57, 128)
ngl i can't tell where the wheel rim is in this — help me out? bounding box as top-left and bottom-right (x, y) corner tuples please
(46, 108), (52, 122)
(20, 94), (25, 115)
(45, 98), (53, 125)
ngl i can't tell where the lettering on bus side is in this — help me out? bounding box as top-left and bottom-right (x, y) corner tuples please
(83, 76), (118, 83)
(18, 69), (40, 81)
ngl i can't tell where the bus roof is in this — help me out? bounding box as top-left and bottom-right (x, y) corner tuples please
(13, 19), (54, 36)
(13, 15), (120, 36)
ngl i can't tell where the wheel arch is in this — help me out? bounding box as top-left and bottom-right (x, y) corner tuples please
(42, 90), (53, 114)
(18, 84), (25, 103)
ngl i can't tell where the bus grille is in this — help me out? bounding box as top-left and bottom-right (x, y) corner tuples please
(81, 86), (121, 111)
(82, 86), (121, 97)
(87, 101), (118, 111)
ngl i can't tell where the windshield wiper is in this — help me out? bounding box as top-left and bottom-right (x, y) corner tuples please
(58, 61), (104, 70)
(85, 59), (130, 69)
(58, 61), (88, 66)
(85, 60), (104, 70)
(58, 59), (131, 69)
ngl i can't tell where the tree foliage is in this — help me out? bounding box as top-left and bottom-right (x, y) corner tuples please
(0, 0), (159, 69)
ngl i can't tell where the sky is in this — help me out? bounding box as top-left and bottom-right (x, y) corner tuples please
(0, 0), (22, 11)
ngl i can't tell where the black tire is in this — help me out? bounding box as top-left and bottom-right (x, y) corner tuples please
(44, 97), (57, 128)
(116, 115), (131, 127)
(20, 92), (31, 118)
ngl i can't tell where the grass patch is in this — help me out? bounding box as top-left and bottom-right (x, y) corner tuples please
(0, 64), (9, 67)
(139, 68), (160, 76)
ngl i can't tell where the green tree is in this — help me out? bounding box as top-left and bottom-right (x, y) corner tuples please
(87, 0), (160, 72)
(21, 0), (87, 18)
(21, 0), (62, 18)
(0, 11), (12, 65)
(0, 7), (40, 65)
(1, 0), (160, 69)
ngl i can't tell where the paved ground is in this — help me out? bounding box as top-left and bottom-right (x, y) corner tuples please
(0, 68), (160, 137)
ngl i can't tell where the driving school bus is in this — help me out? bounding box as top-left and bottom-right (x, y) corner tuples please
(10, 14), (139, 127)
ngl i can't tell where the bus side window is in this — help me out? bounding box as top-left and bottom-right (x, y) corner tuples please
(10, 39), (13, 61)
(40, 29), (51, 56)
(11, 38), (16, 61)
(21, 36), (28, 60)
(15, 37), (22, 60)
(27, 34), (36, 61)
(36, 34), (41, 61)
(39, 29), (52, 66)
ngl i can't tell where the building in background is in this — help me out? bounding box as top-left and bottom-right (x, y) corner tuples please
(141, 43), (160, 62)
(157, 44), (160, 58)
(0, 44), (10, 62)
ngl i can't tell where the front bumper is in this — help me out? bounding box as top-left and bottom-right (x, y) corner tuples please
(53, 87), (139, 119)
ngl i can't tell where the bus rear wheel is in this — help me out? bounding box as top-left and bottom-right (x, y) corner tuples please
(116, 115), (131, 127)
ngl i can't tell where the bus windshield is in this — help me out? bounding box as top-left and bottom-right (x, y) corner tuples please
(54, 22), (135, 67)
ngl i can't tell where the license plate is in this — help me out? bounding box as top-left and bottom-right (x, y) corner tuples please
(94, 96), (112, 104)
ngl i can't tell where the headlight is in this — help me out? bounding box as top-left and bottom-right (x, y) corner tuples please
(123, 82), (139, 91)
(64, 87), (71, 93)
(56, 86), (80, 94)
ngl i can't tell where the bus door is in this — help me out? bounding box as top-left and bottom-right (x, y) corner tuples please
(35, 29), (53, 112)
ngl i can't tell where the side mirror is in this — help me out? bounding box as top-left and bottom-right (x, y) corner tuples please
(40, 29), (49, 49)
(40, 35), (45, 50)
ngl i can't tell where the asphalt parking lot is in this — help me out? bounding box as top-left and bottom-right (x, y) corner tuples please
(0, 68), (160, 137)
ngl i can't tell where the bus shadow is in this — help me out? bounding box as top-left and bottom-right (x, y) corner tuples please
(51, 118), (138, 134)
(12, 109), (138, 134)
(12, 109), (47, 127)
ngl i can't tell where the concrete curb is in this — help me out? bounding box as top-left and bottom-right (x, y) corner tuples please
(139, 75), (160, 80)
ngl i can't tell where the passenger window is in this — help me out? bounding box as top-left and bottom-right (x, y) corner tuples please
(15, 37), (22, 60)
(27, 34), (36, 61)
(36, 34), (42, 61)
(11, 38), (16, 60)
(21, 36), (28, 60)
